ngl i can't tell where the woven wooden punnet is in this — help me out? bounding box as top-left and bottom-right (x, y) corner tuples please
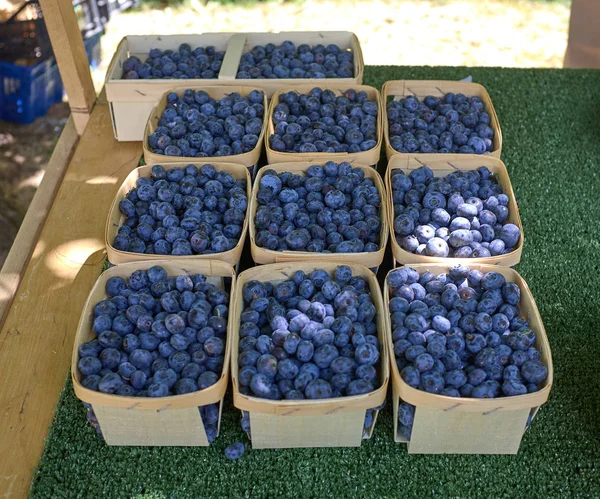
(231, 261), (389, 448)
(381, 80), (502, 161)
(384, 263), (553, 454)
(249, 161), (389, 271)
(228, 31), (364, 94)
(143, 85), (268, 172)
(385, 154), (523, 267)
(71, 259), (236, 446)
(105, 161), (251, 267)
(265, 84), (383, 166)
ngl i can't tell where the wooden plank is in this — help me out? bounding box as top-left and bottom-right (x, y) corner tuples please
(0, 102), (141, 498)
(93, 406), (210, 447)
(38, 0), (97, 134)
(249, 411), (365, 449)
(218, 33), (246, 81)
(0, 117), (78, 330)
(408, 407), (530, 455)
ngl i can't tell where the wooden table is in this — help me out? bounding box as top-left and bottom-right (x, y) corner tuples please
(0, 97), (141, 497)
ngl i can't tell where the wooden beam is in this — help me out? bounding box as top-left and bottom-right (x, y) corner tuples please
(38, 0), (97, 134)
(0, 102), (141, 498)
(0, 117), (78, 330)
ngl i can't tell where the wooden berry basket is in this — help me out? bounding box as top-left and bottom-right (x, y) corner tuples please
(231, 261), (389, 448)
(249, 162), (389, 272)
(384, 263), (553, 454)
(143, 85), (268, 174)
(105, 161), (251, 267)
(265, 84), (383, 166)
(381, 80), (503, 161)
(229, 31), (364, 95)
(71, 259), (236, 446)
(385, 154), (523, 267)
(105, 32), (364, 142)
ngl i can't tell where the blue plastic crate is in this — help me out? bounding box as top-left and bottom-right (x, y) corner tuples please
(85, 30), (103, 70)
(0, 58), (63, 124)
(0, 31), (102, 124)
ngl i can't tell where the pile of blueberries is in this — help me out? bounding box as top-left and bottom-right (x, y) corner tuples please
(268, 87), (378, 154)
(391, 165), (520, 258)
(237, 266), (382, 402)
(147, 89), (265, 158)
(387, 265), (548, 439)
(77, 266), (232, 441)
(237, 41), (354, 79)
(387, 93), (495, 155)
(254, 162), (382, 254)
(113, 164), (247, 256)
(121, 44), (224, 80)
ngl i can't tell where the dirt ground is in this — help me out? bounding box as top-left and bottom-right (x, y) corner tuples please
(0, 0), (571, 267)
(0, 103), (69, 264)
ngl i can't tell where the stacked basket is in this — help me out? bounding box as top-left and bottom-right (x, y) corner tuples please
(380, 79), (552, 454)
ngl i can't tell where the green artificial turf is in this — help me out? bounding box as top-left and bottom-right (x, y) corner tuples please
(31, 67), (600, 497)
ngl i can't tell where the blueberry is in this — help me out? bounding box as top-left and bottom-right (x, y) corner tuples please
(78, 357), (102, 376)
(425, 237), (449, 257)
(398, 402), (415, 426)
(224, 442), (245, 460)
(471, 380), (500, 398)
(98, 373), (124, 394)
(401, 366), (420, 388)
(173, 378), (198, 395)
(521, 360), (548, 384)
(146, 382), (169, 397)
(346, 379), (374, 396)
(444, 369), (467, 388)
(249, 373), (273, 397)
(501, 379), (527, 396)
(197, 371), (219, 390)
(105, 276), (127, 297)
(420, 372), (445, 394)
(355, 344), (379, 365)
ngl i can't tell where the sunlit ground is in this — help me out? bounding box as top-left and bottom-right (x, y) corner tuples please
(92, 0), (570, 88)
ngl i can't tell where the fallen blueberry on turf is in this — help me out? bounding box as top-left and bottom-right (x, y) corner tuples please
(224, 442), (245, 460)
(238, 266), (381, 401)
(387, 92), (494, 155)
(391, 165), (520, 258)
(388, 265), (548, 399)
(254, 163), (382, 254)
(121, 43), (224, 80)
(237, 41), (354, 79)
(148, 89), (265, 159)
(114, 163), (247, 256)
(268, 88), (378, 153)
